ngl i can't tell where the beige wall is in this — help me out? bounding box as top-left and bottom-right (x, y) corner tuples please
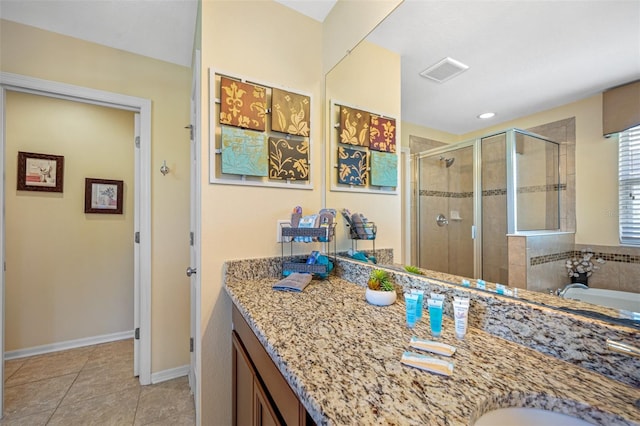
(325, 39), (402, 257)
(1, 20), (192, 373)
(5, 92), (134, 351)
(322, 0), (402, 74)
(401, 120), (458, 148)
(199, 1), (323, 424)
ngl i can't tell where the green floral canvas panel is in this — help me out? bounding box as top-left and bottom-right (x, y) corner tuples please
(220, 77), (267, 131)
(268, 137), (309, 181)
(369, 115), (396, 152)
(271, 88), (310, 136)
(338, 146), (368, 186)
(339, 105), (370, 147)
(370, 151), (397, 187)
(221, 126), (268, 177)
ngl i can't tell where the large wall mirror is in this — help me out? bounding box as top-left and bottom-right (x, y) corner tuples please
(325, 0), (639, 328)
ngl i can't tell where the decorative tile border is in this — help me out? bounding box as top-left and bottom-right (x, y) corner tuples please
(420, 184), (566, 199)
(531, 250), (640, 266)
(418, 189), (473, 198)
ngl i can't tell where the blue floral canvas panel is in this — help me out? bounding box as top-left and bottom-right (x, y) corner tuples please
(338, 146), (368, 186)
(221, 126), (268, 177)
(268, 137), (309, 181)
(370, 151), (397, 187)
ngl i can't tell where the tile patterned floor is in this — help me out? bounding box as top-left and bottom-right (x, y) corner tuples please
(1, 339), (195, 425)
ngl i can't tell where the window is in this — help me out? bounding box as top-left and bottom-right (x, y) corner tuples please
(619, 124), (640, 245)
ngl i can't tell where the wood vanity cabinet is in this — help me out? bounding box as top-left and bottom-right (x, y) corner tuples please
(232, 306), (315, 426)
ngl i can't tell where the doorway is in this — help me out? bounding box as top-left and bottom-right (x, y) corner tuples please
(0, 72), (153, 415)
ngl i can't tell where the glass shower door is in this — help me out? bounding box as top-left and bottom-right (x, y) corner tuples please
(417, 145), (474, 278)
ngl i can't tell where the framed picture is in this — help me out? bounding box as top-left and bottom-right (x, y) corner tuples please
(17, 151), (65, 193)
(84, 178), (124, 214)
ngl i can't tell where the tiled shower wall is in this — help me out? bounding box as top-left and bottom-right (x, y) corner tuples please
(508, 232), (575, 292)
(526, 118), (576, 232)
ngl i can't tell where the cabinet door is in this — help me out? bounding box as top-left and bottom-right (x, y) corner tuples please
(254, 377), (281, 426)
(232, 333), (254, 426)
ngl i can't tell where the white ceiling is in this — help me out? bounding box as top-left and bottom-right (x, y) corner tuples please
(367, 0), (640, 134)
(2, 0), (638, 134)
(0, 0), (199, 67)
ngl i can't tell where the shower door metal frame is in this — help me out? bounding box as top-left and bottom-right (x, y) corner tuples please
(414, 140), (480, 278)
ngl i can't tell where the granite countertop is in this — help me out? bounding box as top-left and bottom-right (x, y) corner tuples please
(225, 275), (640, 426)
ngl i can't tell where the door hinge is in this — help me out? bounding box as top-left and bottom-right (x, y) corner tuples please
(135, 328), (140, 340)
(135, 136), (140, 148)
(135, 232), (140, 244)
(185, 124), (193, 140)
(190, 337), (194, 353)
(190, 232), (194, 246)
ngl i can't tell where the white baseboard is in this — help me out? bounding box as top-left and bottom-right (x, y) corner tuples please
(4, 330), (134, 360)
(151, 364), (190, 384)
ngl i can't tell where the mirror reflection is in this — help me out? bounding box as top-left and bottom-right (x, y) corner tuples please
(326, 1), (639, 326)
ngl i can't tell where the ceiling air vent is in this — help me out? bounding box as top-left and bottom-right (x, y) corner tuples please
(419, 57), (469, 83)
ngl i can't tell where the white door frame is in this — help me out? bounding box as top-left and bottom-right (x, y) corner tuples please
(0, 74), (153, 410)
(189, 49), (202, 425)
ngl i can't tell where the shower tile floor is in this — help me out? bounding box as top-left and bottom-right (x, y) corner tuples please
(1, 339), (195, 425)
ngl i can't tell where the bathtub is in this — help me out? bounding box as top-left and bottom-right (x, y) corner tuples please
(561, 287), (640, 313)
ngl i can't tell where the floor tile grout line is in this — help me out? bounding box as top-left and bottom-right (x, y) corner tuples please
(132, 385), (143, 426)
(44, 348), (95, 425)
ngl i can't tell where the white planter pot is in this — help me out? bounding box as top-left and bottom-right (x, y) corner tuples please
(365, 288), (397, 306)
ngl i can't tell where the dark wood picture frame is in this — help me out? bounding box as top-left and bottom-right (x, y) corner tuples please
(17, 151), (65, 193)
(84, 178), (124, 214)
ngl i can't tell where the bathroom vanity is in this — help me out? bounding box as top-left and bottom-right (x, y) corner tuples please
(224, 257), (639, 425)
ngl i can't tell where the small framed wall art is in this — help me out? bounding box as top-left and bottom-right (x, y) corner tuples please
(17, 151), (65, 193)
(84, 178), (124, 214)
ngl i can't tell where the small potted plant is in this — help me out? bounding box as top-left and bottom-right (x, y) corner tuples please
(565, 248), (605, 285)
(404, 265), (424, 275)
(365, 269), (396, 306)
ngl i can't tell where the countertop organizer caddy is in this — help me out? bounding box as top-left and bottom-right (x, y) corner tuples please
(280, 207), (337, 277)
(341, 209), (377, 259)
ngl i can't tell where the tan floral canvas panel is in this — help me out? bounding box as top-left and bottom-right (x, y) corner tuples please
(369, 115), (396, 153)
(339, 106), (370, 147)
(271, 88), (311, 136)
(220, 76), (267, 131)
(268, 137), (309, 181)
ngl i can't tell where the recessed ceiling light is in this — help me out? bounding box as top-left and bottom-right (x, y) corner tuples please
(477, 112), (496, 119)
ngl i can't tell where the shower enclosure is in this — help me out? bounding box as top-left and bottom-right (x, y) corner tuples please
(415, 129), (560, 283)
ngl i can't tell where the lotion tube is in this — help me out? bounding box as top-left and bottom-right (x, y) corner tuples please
(405, 293), (419, 328)
(453, 298), (470, 339)
(427, 299), (444, 337)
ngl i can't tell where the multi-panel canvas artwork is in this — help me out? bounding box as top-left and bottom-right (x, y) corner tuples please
(271, 88), (311, 137)
(221, 126), (268, 177)
(219, 77), (267, 131)
(339, 106), (370, 147)
(338, 146), (368, 186)
(268, 137), (309, 181)
(369, 115), (396, 153)
(370, 151), (398, 187)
